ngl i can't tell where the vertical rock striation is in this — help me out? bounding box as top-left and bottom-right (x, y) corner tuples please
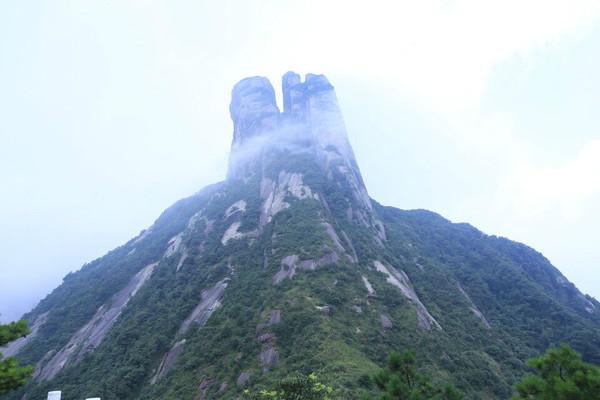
(227, 72), (385, 241)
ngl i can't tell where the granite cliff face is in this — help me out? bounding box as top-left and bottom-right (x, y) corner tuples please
(4, 72), (600, 400)
(228, 72), (384, 242)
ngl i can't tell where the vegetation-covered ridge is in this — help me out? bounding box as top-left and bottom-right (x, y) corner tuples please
(2, 73), (600, 400)
(4, 157), (599, 399)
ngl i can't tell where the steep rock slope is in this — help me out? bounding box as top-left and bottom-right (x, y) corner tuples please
(3, 73), (600, 400)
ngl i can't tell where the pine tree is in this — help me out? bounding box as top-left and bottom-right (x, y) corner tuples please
(0, 320), (33, 395)
(372, 352), (462, 400)
(242, 373), (334, 400)
(513, 344), (600, 399)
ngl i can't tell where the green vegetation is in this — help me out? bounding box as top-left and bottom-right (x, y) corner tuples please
(242, 373), (334, 400)
(513, 345), (600, 399)
(0, 321), (32, 395)
(4, 152), (600, 400)
(371, 352), (462, 400)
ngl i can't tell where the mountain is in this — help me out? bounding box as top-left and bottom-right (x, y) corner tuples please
(3, 72), (600, 400)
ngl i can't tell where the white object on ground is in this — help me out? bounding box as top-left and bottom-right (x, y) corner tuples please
(47, 391), (61, 400)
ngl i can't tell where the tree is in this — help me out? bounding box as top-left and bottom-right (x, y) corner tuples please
(512, 344), (600, 399)
(242, 372), (334, 400)
(372, 352), (462, 400)
(0, 320), (33, 395)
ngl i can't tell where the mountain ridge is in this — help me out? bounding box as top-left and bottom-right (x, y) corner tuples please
(2, 72), (599, 400)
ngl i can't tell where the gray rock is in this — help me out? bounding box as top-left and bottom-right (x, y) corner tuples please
(316, 305), (331, 316)
(273, 255), (298, 285)
(227, 73), (386, 242)
(380, 314), (393, 329)
(195, 379), (214, 400)
(373, 261), (441, 331)
(179, 279), (228, 334)
(322, 222), (347, 256)
(217, 382), (227, 395)
(275, 250), (340, 285)
(36, 262), (157, 381)
(299, 259), (317, 270)
(269, 310), (281, 325)
(1, 311), (49, 358)
(151, 339), (186, 384)
(228, 77), (279, 180)
(341, 230), (359, 263)
(282, 71), (301, 113)
(362, 276), (376, 296)
(260, 345), (279, 370)
(32, 349), (55, 381)
(224, 200), (247, 219)
(229, 77), (278, 142)
(236, 372), (251, 388)
(257, 310), (281, 333)
(258, 333), (276, 343)
(457, 283), (491, 329)
(317, 251), (340, 267)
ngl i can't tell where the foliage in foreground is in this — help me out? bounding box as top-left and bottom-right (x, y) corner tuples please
(242, 373), (334, 400)
(512, 344), (600, 400)
(0, 321), (32, 395)
(371, 352), (463, 400)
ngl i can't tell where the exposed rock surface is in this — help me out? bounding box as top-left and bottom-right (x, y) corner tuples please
(228, 77), (279, 180)
(150, 280), (229, 384)
(260, 171), (318, 226)
(12, 72), (600, 400)
(457, 283), (491, 329)
(273, 255), (299, 285)
(260, 345), (279, 371)
(221, 222), (257, 245)
(236, 372), (251, 388)
(164, 233), (183, 258)
(225, 200), (247, 218)
(175, 251), (189, 272)
(380, 314), (393, 329)
(374, 261), (441, 330)
(258, 333), (276, 343)
(362, 276), (376, 296)
(1, 312), (49, 358)
(179, 279), (228, 334)
(273, 250), (340, 285)
(221, 221), (244, 245)
(151, 339), (186, 384)
(269, 310), (281, 325)
(36, 262), (157, 381)
(341, 230), (359, 263)
(217, 383), (227, 395)
(316, 305), (331, 316)
(228, 72), (386, 242)
(195, 379), (215, 400)
(256, 310), (282, 333)
(322, 222), (347, 255)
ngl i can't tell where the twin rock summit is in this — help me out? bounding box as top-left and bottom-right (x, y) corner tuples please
(4, 73), (600, 400)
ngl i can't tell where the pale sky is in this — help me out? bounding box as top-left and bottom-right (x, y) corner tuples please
(1, 0), (600, 322)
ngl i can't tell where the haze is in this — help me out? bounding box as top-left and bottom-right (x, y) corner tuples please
(1, 0), (600, 322)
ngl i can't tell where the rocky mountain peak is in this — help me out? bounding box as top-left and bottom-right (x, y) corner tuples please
(228, 72), (357, 180)
(229, 76), (279, 147)
(7, 72), (600, 400)
(227, 72), (384, 241)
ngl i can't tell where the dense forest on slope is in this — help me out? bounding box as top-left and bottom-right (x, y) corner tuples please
(3, 73), (599, 400)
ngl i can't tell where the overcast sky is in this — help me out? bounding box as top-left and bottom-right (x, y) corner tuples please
(1, 0), (600, 322)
